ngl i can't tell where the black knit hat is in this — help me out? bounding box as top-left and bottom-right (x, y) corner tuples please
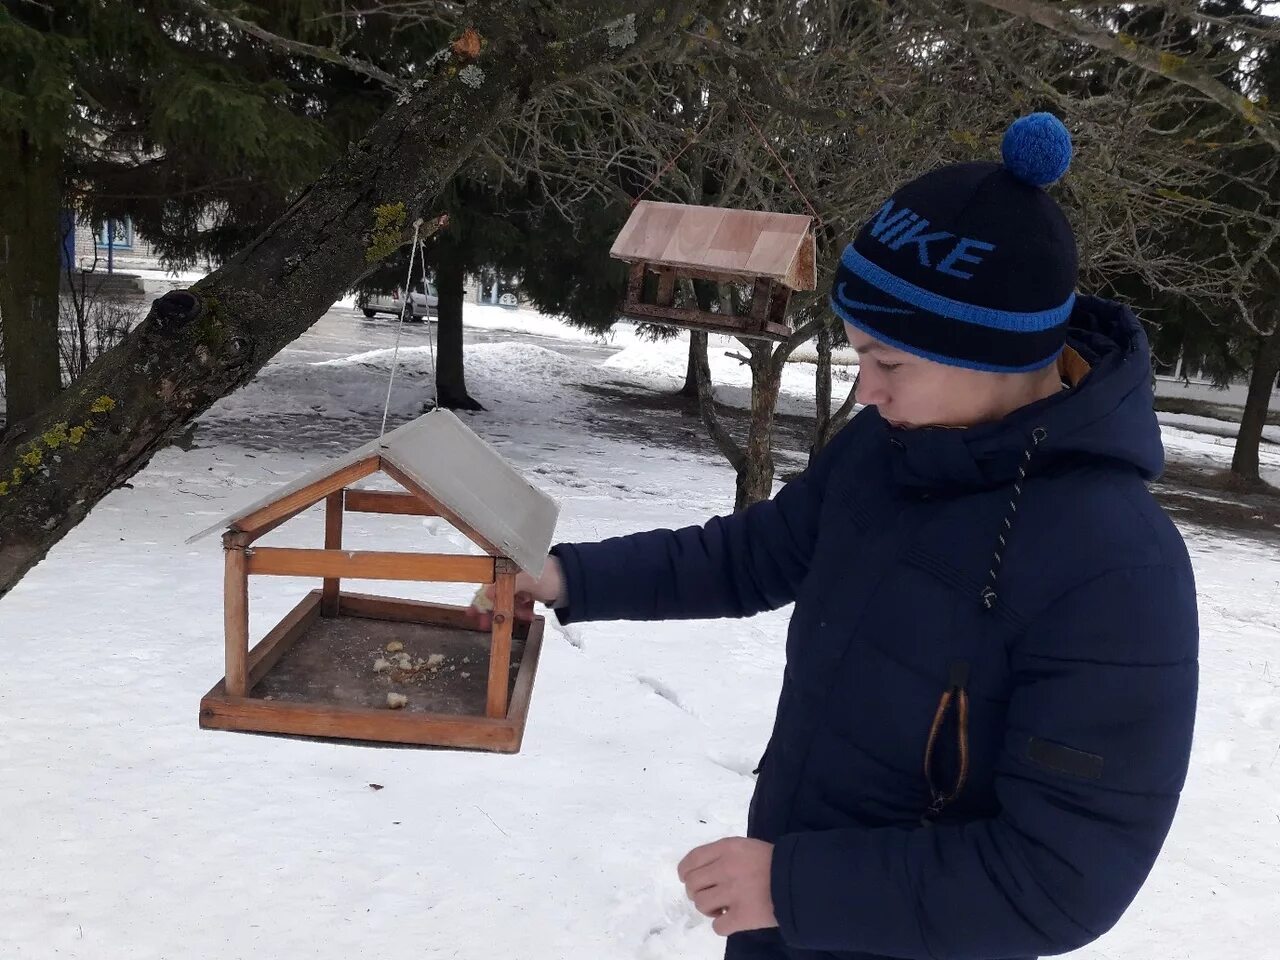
(830, 113), (1077, 373)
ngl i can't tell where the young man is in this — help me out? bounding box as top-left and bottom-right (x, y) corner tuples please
(479, 114), (1199, 960)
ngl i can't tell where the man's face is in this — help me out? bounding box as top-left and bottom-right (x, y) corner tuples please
(844, 323), (1040, 429)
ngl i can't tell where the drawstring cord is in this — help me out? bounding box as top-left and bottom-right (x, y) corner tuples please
(980, 426), (1048, 611)
(919, 425), (1047, 822)
(880, 425), (1050, 820)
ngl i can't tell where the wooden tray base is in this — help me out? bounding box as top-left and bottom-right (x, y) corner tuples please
(199, 590), (543, 753)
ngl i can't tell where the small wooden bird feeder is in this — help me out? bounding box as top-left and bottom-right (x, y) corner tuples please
(610, 201), (816, 342)
(189, 410), (559, 753)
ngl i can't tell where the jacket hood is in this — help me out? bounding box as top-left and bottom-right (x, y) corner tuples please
(881, 295), (1164, 491)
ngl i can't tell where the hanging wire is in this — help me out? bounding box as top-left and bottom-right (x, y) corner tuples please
(379, 218), (423, 438)
(631, 104), (725, 208)
(630, 100), (821, 237)
(419, 234), (439, 412)
(741, 107), (823, 228)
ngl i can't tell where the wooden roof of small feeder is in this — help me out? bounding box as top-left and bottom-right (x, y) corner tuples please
(189, 410), (559, 753)
(610, 201), (816, 342)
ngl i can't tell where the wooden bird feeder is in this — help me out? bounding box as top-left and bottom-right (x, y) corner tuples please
(189, 410), (559, 753)
(610, 201), (817, 342)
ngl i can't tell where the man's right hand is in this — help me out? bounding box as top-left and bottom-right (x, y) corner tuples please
(468, 555), (565, 628)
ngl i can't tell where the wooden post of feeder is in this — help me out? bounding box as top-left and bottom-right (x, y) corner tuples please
(322, 490), (344, 616)
(486, 558), (518, 718)
(626, 261), (646, 303)
(749, 277), (773, 332)
(655, 267), (676, 308)
(223, 538), (249, 697)
(767, 282), (792, 325)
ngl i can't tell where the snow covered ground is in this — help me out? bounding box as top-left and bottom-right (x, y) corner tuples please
(1, 303), (1277, 960)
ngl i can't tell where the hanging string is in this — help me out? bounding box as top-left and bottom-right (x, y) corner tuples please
(379, 217), (422, 438)
(631, 104), (725, 208)
(629, 101), (821, 233)
(741, 107), (823, 228)
(419, 234), (439, 413)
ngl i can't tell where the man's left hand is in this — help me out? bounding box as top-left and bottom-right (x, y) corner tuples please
(677, 837), (777, 937)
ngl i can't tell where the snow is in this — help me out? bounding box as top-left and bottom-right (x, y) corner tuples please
(1, 304), (1277, 960)
(458, 302), (628, 343)
(1162, 424), (1280, 488)
(601, 334), (857, 420)
(1159, 410), (1280, 447)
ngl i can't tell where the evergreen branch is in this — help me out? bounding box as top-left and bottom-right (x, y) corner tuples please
(973, 0), (1280, 154)
(185, 0), (406, 91)
(0, 0), (689, 596)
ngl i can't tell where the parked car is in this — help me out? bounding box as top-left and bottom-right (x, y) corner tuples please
(358, 282), (438, 321)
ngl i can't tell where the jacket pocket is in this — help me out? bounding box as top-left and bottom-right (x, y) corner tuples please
(922, 659), (972, 823)
(1026, 735), (1104, 780)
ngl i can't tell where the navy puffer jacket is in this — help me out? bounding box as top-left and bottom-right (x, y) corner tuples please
(551, 296), (1198, 960)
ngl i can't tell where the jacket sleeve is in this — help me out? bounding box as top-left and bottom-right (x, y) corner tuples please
(549, 423), (856, 625)
(770, 562), (1199, 960)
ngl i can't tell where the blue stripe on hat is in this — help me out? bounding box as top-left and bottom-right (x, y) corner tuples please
(829, 294), (1062, 373)
(841, 244), (1075, 333)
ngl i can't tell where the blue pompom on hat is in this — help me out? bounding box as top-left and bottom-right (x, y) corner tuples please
(1001, 112), (1073, 187)
(830, 113), (1079, 373)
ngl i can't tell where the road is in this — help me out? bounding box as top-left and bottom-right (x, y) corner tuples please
(287, 305), (623, 367)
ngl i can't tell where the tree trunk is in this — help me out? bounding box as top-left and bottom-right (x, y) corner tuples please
(433, 259), (483, 411)
(0, 5), (688, 598)
(680, 282), (714, 401)
(688, 283), (814, 510)
(683, 277), (750, 502)
(685, 294), (830, 507)
(811, 324), (832, 462)
(691, 322), (745, 475)
(1231, 322), (1280, 484)
(0, 134), (64, 431)
(679, 333), (702, 397)
(812, 327), (859, 460)
(735, 341), (780, 511)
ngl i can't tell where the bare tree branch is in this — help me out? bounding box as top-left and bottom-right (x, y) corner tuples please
(829, 373), (860, 432)
(692, 330), (746, 471)
(974, 0), (1280, 152)
(1059, 2), (1280, 43)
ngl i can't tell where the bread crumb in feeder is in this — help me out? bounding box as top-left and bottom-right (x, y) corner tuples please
(385, 641), (404, 653)
(426, 653), (445, 667)
(386, 692), (408, 709)
(373, 658), (392, 673)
